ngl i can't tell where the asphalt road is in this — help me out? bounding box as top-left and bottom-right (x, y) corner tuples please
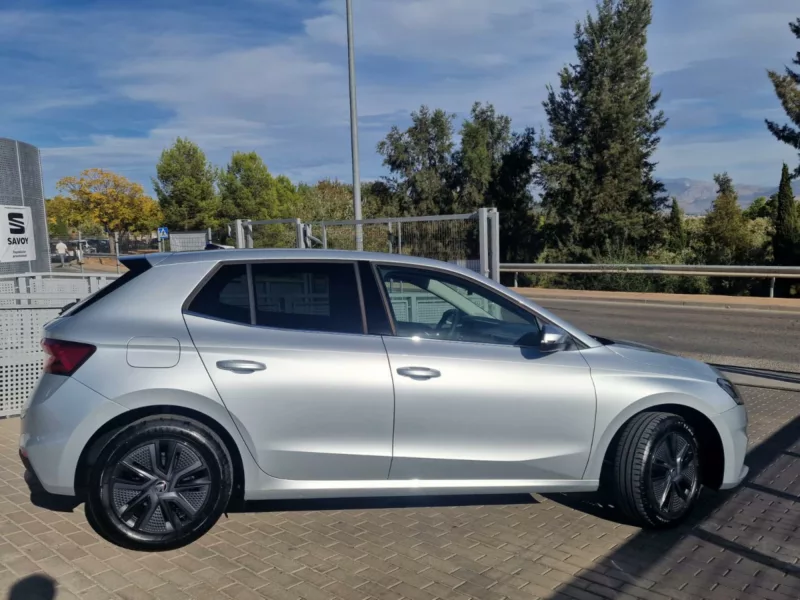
(537, 298), (800, 375)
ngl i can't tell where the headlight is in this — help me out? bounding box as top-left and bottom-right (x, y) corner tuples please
(717, 377), (743, 405)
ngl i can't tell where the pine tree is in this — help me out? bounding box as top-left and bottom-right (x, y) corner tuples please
(667, 198), (686, 252)
(452, 102), (512, 213)
(536, 0), (667, 261)
(766, 19), (800, 177)
(703, 173), (749, 265)
(773, 163), (799, 265)
(153, 138), (217, 230)
(377, 106), (456, 216)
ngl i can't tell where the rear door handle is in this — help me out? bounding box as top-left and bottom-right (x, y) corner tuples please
(396, 367), (441, 381)
(216, 360), (266, 374)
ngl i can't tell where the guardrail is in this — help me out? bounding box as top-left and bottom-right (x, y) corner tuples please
(500, 263), (800, 298)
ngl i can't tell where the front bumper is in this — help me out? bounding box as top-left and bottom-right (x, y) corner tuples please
(19, 375), (127, 496)
(711, 403), (749, 490)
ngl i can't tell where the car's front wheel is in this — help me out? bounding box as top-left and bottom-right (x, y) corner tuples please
(610, 411), (702, 528)
(87, 416), (233, 550)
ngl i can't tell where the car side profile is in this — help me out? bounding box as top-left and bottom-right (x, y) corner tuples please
(20, 250), (749, 550)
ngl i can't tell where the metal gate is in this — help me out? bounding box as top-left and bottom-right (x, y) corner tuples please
(233, 209), (501, 281)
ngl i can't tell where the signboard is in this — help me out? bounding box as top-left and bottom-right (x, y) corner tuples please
(158, 226), (169, 240)
(0, 205), (36, 263)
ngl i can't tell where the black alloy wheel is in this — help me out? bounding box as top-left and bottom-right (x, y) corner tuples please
(87, 417), (233, 550)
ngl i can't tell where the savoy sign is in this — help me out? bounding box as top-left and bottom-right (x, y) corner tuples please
(0, 205), (36, 263)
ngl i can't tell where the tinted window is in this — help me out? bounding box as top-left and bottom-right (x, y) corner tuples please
(252, 262), (364, 334)
(187, 264), (250, 324)
(377, 265), (541, 346)
(358, 261), (393, 335)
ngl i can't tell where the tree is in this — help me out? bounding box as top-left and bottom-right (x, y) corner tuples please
(452, 102), (512, 213)
(153, 138), (217, 230)
(742, 196), (774, 220)
(773, 163), (799, 265)
(702, 173), (750, 265)
(377, 106), (456, 216)
(55, 169), (162, 251)
(536, 0), (668, 261)
(667, 198), (686, 252)
(485, 128), (541, 268)
(766, 18), (800, 177)
(217, 151), (291, 224)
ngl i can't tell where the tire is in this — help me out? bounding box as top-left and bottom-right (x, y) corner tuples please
(610, 412), (701, 528)
(87, 416), (233, 550)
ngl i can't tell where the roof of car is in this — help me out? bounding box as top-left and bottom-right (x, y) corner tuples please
(140, 248), (476, 273)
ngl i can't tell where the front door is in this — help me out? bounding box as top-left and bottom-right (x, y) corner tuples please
(375, 264), (597, 481)
(184, 260), (395, 481)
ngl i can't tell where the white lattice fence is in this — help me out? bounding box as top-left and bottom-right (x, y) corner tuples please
(0, 308), (61, 417)
(0, 273), (118, 418)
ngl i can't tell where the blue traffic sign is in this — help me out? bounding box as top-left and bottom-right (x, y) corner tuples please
(158, 226), (169, 240)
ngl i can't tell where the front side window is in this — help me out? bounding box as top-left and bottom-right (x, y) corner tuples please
(377, 265), (541, 347)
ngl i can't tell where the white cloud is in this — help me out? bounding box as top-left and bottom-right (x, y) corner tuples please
(2, 0), (799, 195)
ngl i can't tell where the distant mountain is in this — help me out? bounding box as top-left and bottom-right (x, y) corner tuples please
(662, 178), (800, 215)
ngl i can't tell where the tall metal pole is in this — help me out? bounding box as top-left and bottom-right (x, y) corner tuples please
(346, 0), (363, 251)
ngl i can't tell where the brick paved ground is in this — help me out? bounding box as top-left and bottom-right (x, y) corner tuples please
(0, 387), (797, 600)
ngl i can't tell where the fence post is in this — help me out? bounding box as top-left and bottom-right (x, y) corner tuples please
(322, 224), (328, 249)
(295, 219), (305, 249)
(388, 222), (393, 254)
(234, 219), (245, 249)
(114, 232), (120, 274)
(478, 208), (489, 279)
(245, 221), (254, 249)
(770, 277), (776, 299)
(397, 222), (402, 254)
(78, 229), (84, 273)
(207, 228), (212, 245)
(489, 208), (500, 282)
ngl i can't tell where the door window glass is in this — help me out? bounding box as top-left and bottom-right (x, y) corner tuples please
(252, 262), (363, 334)
(377, 265), (540, 346)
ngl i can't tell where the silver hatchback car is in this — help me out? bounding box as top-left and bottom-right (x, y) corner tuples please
(20, 250), (748, 550)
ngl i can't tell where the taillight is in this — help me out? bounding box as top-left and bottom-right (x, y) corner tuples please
(41, 339), (96, 376)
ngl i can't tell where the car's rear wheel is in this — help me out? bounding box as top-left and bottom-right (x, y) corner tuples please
(610, 412), (701, 528)
(87, 417), (233, 550)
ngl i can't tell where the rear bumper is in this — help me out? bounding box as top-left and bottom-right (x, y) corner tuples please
(19, 375), (127, 496)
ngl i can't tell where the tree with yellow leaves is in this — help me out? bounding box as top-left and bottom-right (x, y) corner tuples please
(54, 169), (162, 251)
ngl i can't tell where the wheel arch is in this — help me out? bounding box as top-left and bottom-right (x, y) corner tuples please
(589, 396), (726, 491)
(74, 405), (247, 507)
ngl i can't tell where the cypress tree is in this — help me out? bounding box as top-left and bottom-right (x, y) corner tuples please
(537, 0), (667, 261)
(766, 19), (800, 176)
(773, 163), (798, 265)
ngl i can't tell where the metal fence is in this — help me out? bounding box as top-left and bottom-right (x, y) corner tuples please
(0, 273), (119, 417)
(500, 263), (800, 298)
(234, 209), (502, 281)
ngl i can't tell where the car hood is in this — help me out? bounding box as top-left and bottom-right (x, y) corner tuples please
(594, 336), (718, 381)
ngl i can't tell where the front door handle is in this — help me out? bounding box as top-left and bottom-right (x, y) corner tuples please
(216, 360), (266, 374)
(396, 367), (441, 381)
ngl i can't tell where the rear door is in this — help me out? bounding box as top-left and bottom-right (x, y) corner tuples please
(183, 260), (395, 481)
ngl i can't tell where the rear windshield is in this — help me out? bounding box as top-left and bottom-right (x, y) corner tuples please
(62, 258), (151, 316)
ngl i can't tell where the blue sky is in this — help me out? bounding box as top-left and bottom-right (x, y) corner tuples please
(1, 0), (799, 197)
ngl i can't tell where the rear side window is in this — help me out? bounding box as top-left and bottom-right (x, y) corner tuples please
(187, 264), (250, 324)
(252, 262), (363, 334)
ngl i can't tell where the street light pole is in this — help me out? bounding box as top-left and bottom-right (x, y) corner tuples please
(346, 0), (363, 251)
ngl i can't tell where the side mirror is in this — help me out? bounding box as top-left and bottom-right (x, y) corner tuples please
(539, 324), (570, 352)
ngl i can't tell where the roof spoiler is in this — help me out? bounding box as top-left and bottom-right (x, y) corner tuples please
(119, 253), (170, 272)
